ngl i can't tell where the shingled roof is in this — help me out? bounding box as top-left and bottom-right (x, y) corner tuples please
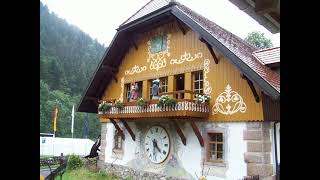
(252, 47), (280, 66)
(77, 0), (280, 113)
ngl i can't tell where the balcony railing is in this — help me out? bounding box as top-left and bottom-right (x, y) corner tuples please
(99, 90), (210, 119)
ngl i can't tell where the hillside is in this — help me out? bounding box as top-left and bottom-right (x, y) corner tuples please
(40, 2), (105, 139)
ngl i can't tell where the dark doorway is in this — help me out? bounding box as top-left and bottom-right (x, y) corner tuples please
(175, 74), (184, 99)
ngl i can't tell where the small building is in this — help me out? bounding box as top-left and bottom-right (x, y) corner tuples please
(78, 0), (280, 179)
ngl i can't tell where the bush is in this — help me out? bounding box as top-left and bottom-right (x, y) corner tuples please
(115, 100), (124, 109)
(157, 95), (177, 106)
(67, 154), (83, 170)
(98, 101), (112, 113)
(136, 98), (148, 107)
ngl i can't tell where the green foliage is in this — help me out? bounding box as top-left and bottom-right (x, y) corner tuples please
(195, 94), (211, 103)
(40, 2), (104, 139)
(67, 155), (83, 171)
(136, 98), (148, 107)
(244, 31), (273, 49)
(55, 167), (120, 180)
(98, 102), (112, 113)
(157, 95), (177, 106)
(115, 101), (124, 109)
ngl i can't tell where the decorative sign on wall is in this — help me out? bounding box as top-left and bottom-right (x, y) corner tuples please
(125, 65), (147, 75)
(203, 59), (212, 95)
(170, 52), (203, 64)
(212, 84), (247, 115)
(147, 34), (171, 71)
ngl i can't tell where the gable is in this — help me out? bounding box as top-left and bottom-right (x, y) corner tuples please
(77, 0), (279, 114)
(102, 22), (264, 121)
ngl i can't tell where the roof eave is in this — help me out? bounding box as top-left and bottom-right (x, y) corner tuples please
(171, 7), (280, 100)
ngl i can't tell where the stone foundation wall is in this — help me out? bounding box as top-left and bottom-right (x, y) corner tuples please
(100, 163), (188, 180)
(244, 122), (273, 180)
(98, 123), (107, 169)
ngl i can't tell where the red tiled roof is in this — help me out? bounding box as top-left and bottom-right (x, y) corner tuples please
(252, 47), (280, 65)
(119, 0), (280, 93)
(173, 1), (280, 93)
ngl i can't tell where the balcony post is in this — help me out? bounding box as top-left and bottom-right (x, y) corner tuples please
(168, 75), (175, 98)
(142, 80), (148, 100)
(185, 72), (192, 100)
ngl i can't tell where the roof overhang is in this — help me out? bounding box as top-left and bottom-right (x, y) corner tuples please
(77, 3), (280, 113)
(229, 0), (280, 34)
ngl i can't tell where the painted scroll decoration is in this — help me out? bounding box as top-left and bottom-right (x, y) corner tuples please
(170, 52), (203, 64)
(125, 65), (147, 75)
(203, 59), (212, 95)
(147, 34), (171, 71)
(212, 84), (247, 115)
(118, 77), (124, 102)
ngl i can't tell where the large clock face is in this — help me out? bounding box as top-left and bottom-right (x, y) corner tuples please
(144, 125), (170, 164)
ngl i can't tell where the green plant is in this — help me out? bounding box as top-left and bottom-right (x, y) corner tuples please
(115, 100), (124, 109)
(157, 95), (177, 106)
(195, 94), (211, 103)
(136, 98), (148, 107)
(98, 101), (112, 113)
(67, 154), (83, 171)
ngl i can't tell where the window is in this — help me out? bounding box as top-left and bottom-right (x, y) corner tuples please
(207, 133), (224, 162)
(150, 34), (167, 53)
(160, 77), (168, 94)
(193, 71), (203, 96)
(149, 79), (155, 99)
(125, 81), (143, 102)
(113, 130), (123, 150)
(149, 77), (168, 99)
(125, 83), (131, 102)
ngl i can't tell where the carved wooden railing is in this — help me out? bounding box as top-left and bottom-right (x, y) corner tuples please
(98, 90), (210, 119)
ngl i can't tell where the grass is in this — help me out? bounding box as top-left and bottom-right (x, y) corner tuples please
(54, 167), (121, 180)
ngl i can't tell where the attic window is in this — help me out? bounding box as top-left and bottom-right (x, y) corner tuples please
(151, 34), (167, 53)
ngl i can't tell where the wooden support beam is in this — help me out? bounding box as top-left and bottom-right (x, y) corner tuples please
(199, 37), (219, 64)
(119, 119), (135, 141)
(110, 119), (125, 140)
(243, 75), (260, 103)
(172, 120), (186, 145)
(176, 19), (186, 35)
(255, 0), (278, 15)
(190, 121), (204, 147)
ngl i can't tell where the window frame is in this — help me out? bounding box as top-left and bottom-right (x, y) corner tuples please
(206, 132), (224, 163)
(192, 70), (204, 96)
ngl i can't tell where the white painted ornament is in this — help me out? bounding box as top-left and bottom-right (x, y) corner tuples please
(212, 84), (247, 115)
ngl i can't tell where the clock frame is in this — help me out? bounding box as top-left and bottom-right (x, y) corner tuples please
(144, 125), (171, 164)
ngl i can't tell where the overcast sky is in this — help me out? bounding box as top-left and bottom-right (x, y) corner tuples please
(41, 0), (280, 47)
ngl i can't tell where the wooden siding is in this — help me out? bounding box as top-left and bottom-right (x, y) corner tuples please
(102, 21), (264, 122)
(262, 93), (280, 121)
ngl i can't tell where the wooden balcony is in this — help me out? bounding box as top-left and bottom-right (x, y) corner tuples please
(98, 91), (210, 119)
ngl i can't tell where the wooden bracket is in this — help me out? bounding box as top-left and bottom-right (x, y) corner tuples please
(243, 75), (260, 103)
(176, 19), (186, 35)
(190, 121), (204, 147)
(173, 120), (186, 145)
(120, 119), (135, 141)
(199, 37), (219, 64)
(110, 119), (125, 140)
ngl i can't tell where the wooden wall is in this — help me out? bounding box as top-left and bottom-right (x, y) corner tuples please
(102, 21), (265, 122)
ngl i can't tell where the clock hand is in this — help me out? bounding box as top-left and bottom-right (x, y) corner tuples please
(154, 140), (161, 153)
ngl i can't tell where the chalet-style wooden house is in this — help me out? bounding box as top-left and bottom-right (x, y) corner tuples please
(78, 0), (280, 179)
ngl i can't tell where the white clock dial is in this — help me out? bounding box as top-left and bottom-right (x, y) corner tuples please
(144, 125), (170, 164)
